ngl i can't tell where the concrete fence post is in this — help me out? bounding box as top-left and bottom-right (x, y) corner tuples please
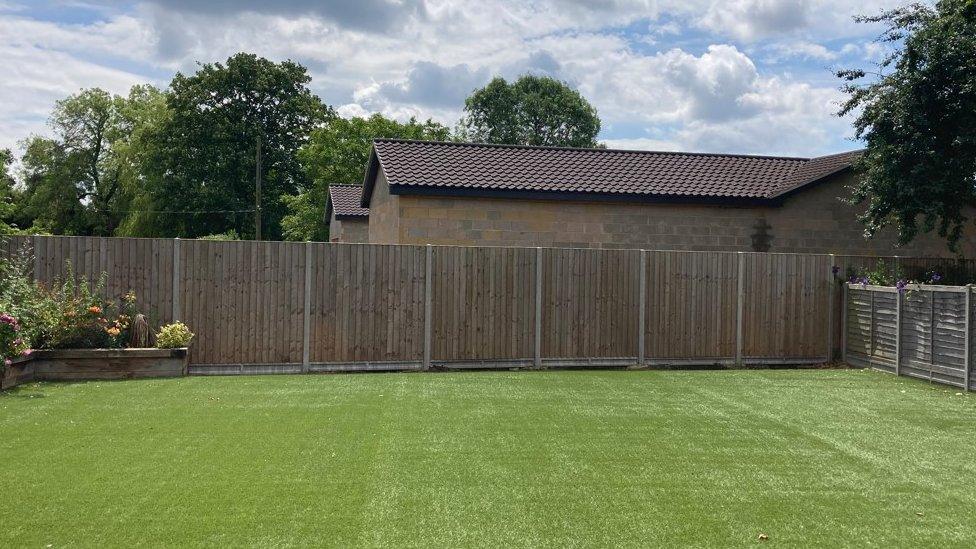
(302, 241), (313, 373)
(31, 234), (41, 281)
(534, 247), (543, 369)
(638, 250), (646, 367)
(964, 286), (971, 392)
(735, 251), (745, 366)
(827, 254), (835, 361)
(172, 238), (181, 323)
(841, 282), (848, 364)
(423, 244), (433, 371)
(895, 287), (902, 376)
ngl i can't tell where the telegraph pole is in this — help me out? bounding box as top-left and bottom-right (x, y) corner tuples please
(254, 135), (262, 240)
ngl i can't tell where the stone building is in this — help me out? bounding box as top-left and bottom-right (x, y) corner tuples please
(325, 185), (369, 243)
(336, 139), (971, 256)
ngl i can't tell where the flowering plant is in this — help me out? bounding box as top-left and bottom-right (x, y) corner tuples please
(841, 259), (949, 294)
(33, 264), (145, 350)
(0, 312), (30, 372)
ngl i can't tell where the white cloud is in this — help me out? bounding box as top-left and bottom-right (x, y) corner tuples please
(0, 0), (883, 158)
(0, 43), (147, 152)
(699, 0), (811, 41)
(767, 41), (838, 62)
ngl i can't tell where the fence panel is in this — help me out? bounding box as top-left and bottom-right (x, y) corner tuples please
(741, 253), (831, 359)
(644, 250), (738, 360)
(899, 289), (968, 386)
(845, 284), (973, 390)
(430, 246), (535, 363)
(180, 239), (306, 365)
(541, 247), (640, 361)
(327, 244), (426, 363)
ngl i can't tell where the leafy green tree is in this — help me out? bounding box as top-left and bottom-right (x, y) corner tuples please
(130, 53), (330, 239)
(0, 149), (20, 234)
(282, 114), (450, 241)
(458, 75), (601, 148)
(837, 0), (976, 251)
(17, 88), (150, 235)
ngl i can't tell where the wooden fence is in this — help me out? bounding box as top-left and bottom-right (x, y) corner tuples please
(0, 235), (955, 374)
(844, 283), (974, 390)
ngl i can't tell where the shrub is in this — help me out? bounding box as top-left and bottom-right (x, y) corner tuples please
(156, 322), (194, 349)
(0, 313), (30, 371)
(29, 263), (145, 350)
(0, 240), (54, 348)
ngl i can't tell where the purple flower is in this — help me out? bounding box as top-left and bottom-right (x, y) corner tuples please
(859, 276), (870, 286)
(896, 279), (908, 293)
(831, 266), (840, 276)
(930, 272), (942, 283)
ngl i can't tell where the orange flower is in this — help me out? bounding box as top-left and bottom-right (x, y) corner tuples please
(88, 306), (102, 315)
(106, 327), (121, 337)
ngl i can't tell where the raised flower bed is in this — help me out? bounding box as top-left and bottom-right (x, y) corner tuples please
(1, 348), (189, 389)
(1, 253), (195, 391)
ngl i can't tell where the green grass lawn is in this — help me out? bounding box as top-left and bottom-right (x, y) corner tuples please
(2, 368), (975, 548)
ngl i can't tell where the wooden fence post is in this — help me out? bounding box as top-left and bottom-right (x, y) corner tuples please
(827, 254), (835, 361)
(302, 242), (313, 373)
(964, 286), (971, 391)
(735, 251), (744, 366)
(424, 244), (432, 371)
(638, 250), (646, 367)
(534, 247), (543, 369)
(172, 237), (181, 323)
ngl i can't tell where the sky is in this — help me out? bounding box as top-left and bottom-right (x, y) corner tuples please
(1, 0), (902, 158)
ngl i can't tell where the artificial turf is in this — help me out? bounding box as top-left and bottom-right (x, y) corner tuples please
(1, 368), (974, 547)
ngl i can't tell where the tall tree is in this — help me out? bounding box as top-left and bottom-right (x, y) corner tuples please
(282, 114), (450, 241)
(837, 0), (976, 251)
(17, 88), (146, 235)
(0, 149), (20, 234)
(18, 86), (160, 235)
(459, 75), (601, 148)
(130, 53), (330, 239)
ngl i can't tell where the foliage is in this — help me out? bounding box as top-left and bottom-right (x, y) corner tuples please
(0, 313), (30, 370)
(837, 0), (976, 251)
(842, 259), (906, 286)
(198, 230), (241, 241)
(458, 75), (602, 148)
(17, 88), (165, 236)
(155, 322), (194, 348)
(33, 266), (142, 349)
(0, 241), (52, 348)
(0, 149), (21, 234)
(843, 258), (952, 291)
(128, 53), (331, 240)
(283, 114), (451, 241)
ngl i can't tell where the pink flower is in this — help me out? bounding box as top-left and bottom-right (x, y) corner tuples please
(3, 358), (10, 366)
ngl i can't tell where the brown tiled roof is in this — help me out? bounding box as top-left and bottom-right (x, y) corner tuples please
(770, 150), (863, 197)
(363, 139), (862, 206)
(327, 185), (369, 219)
